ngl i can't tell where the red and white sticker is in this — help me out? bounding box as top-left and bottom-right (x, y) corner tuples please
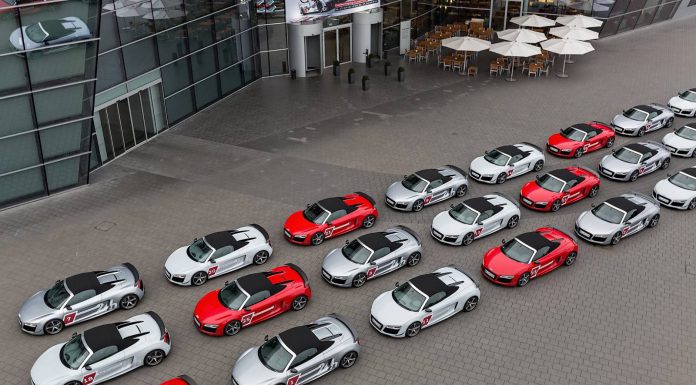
(583, 144), (591, 152)
(622, 226), (630, 236)
(421, 314), (433, 327)
(474, 228), (483, 237)
(366, 266), (377, 279)
(287, 374), (301, 385)
(561, 195), (570, 205)
(82, 373), (96, 385)
(324, 227), (335, 237)
(207, 266), (218, 276)
(530, 266), (542, 278)
(241, 313), (254, 326)
(63, 312), (77, 325)
(638, 166), (647, 175)
(424, 195), (433, 205)
(507, 169), (514, 177)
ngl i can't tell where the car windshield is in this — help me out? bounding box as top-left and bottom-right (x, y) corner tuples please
(44, 280), (70, 309)
(303, 203), (328, 224)
(613, 148), (641, 164)
(500, 239), (535, 263)
(448, 203), (478, 225)
(560, 127), (586, 142)
(392, 282), (426, 312)
(60, 335), (89, 370)
(536, 174), (565, 193)
(622, 108), (648, 121)
(401, 174), (427, 193)
(25, 23), (49, 43)
(669, 172), (696, 191)
(674, 126), (696, 141)
(592, 203), (625, 224)
(483, 149), (510, 166)
(679, 91), (696, 102)
(342, 240), (372, 264)
(258, 337), (292, 372)
(218, 282), (247, 310)
(187, 238), (212, 262)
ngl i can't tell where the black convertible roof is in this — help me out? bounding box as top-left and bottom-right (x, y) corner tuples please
(624, 143), (653, 156)
(317, 197), (350, 212)
(409, 273), (449, 297)
(681, 168), (696, 178)
(415, 169), (450, 183)
(515, 232), (557, 251)
(605, 196), (642, 213)
(83, 323), (123, 352)
(548, 168), (579, 183)
(571, 123), (601, 134)
(463, 196), (496, 213)
(495, 144), (525, 157)
(237, 272), (274, 295)
(358, 232), (395, 251)
(65, 272), (100, 294)
(633, 104), (660, 114)
(279, 325), (332, 354)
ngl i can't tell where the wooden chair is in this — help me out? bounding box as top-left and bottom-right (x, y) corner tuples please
(528, 63), (539, 77)
(443, 57), (453, 70)
(437, 54), (445, 67)
(468, 65), (478, 76)
(538, 64), (550, 77)
(521, 60), (530, 75)
(452, 59), (464, 72)
(489, 63), (499, 76)
(407, 50), (418, 63)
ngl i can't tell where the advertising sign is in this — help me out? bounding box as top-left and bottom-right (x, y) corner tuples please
(285, 0), (381, 23)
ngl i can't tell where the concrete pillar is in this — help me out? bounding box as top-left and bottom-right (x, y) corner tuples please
(352, 9), (383, 63)
(287, 20), (324, 78)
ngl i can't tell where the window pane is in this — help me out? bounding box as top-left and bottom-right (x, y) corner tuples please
(220, 63), (243, 94)
(188, 16), (215, 51)
(217, 35), (242, 68)
(45, 155), (86, 192)
(194, 75), (220, 109)
(39, 121), (91, 160)
(89, 133), (101, 170)
(162, 58), (192, 95)
(33, 83), (93, 125)
(0, 9), (21, 55)
(128, 93), (148, 143)
(99, 11), (121, 52)
(115, 1), (155, 44)
(610, 0), (630, 14)
(117, 99), (135, 150)
(153, 0), (186, 31)
(266, 23), (287, 50)
(122, 37), (158, 78)
(268, 50), (288, 75)
(653, 1), (677, 22)
(157, 26), (189, 65)
(191, 46), (217, 81)
(599, 16), (622, 37)
(28, 42), (97, 87)
(0, 168), (45, 207)
(0, 53), (29, 97)
(215, 6), (241, 39)
(184, 0), (212, 20)
(635, 0), (662, 27)
(0, 132), (40, 174)
(0, 95), (35, 137)
(165, 88), (195, 123)
(96, 50), (126, 92)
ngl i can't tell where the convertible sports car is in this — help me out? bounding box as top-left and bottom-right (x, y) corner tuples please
(599, 141), (671, 182)
(164, 224), (272, 286)
(611, 104), (675, 136)
(193, 264), (310, 337)
(469, 142), (545, 184)
(370, 265), (480, 338)
(431, 193), (520, 246)
(231, 314), (360, 385)
(662, 124), (696, 158)
(161, 375), (197, 385)
(18, 263), (144, 335)
(284, 192), (378, 246)
(385, 165), (468, 211)
(575, 192), (660, 245)
(546, 122), (615, 158)
(653, 167), (696, 210)
(10, 17), (92, 51)
(481, 227), (578, 287)
(667, 89), (696, 117)
(519, 167), (600, 212)
(30, 312), (170, 385)
(321, 226), (422, 288)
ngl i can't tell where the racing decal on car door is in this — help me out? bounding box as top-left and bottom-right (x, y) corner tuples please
(324, 227), (335, 237)
(421, 314), (433, 327)
(241, 313), (254, 326)
(207, 266), (218, 276)
(474, 228), (484, 237)
(622, 226), (630, 236)
(583, 142), (600, 152)
(561, 192), (581, 205)
(530, 261), (555, 278)
(366, 266), (378, 279)
(82, 372), (97, 385)
(424, 195), (433, 205)
(287, 374), (301, 385)
(63, 312), (77, 325)
(507, 168), (514, 177)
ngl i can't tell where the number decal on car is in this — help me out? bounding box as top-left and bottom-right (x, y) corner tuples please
(287, 374), (301, 385)
(63, 312), (77, 325)
(324, 227), (335, 237)
(507, 169), (514, 177)
(424, 195), (433, 204)
(638, 166), (647, 175)
(82, 373), (96, 385)
(530, 266), (541, 278)
(562, 195), (570, 205)
(583, 144), (591, 152)
(207, 266), (218, 276)
(241, 313), (254, 326)
(421, 314), (433, 327)
(366, 266), (377, 279)
(622, 226), (630, 236)
(474, 228), (483, 237)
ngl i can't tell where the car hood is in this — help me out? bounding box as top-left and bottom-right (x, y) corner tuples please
(322, 248), (362, 276)
(232, 347), (281, 385)
(669, 96), (696, 110)
(9, 28), (26, 50)
(612, 114), (644, 129)
(31, 344), (73, 385)
(576, 211), (620, 235)
(520, 181), (557, 202)
(654, 179), (696, 201)
(601, 155), (636, 173)
(284, 211), (318, 235)
(194, 290), (234, 325)
(483, 248), (527, 276)
(547, 133), (577, 150)
(19, 290), (55, 322)
(385, 181), (420, 202)
(431, 211), (473, 235)
(165, 246), (201, 275)
(663, 133), (696, 148)
(370, 292), (417, 326)
(470, 156), (503, 175)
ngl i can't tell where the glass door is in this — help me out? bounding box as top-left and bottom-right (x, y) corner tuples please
(323, 25), (351, 67)
(324, 29), (338, 68)
(338, 27), (351, 64)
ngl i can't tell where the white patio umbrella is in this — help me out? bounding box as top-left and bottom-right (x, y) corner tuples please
(143, 8), (186, 19)
(490, 41), (541, 82)
(102, 0), (142, 11)
(115, 6), (149, 17)
(541, 38), (594, 78)
(497, 28), (547, 44)
(550, 26), (599, 41)
(555, 14), (604, 28)
(442, 36), (491, 72)
(509, 14), (556, 28)
(139, 0), (182, 9)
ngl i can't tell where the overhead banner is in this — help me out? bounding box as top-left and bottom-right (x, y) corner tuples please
(285, 0), (381, 23)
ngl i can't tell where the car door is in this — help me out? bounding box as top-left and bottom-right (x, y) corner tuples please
(530, 244), (561, 278)
(561, 179), (583, 205)
(622, 208), (646, 235)
(215, 246), (245, 274)
(287, 348), (326, 385)
(63, 289), (104, 325)
(647, 112), (659, 131)
(240, 290), (275, 326)
(583, 131), (601, 153)
(478, 209), (501, 236)
(205, 247), (230, 277)
(638, 152), (658, 176)
(324, 209), (352, 237)
(84, 346), (125, 384)
(369, 246), (399, 278)
(427, 179), (448, 203)
(510, 154), (529, 176)
(423, 291), (456, 325)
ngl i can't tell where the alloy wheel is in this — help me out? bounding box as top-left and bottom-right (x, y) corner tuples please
(689, 199), (696, 210)
(253, 250), (269, 265)
(120, 294), (139, 310)
(340, 351), (358, 368)
(564, 251), (577, 266)
(363, 215), (376, 228)
(574, 148), (583, 158)
(630, 171), (638, 182)
(507, 215), (519, 229)
(311, 232), (324, 245)
(225, 320), (242, 336)
(192, 272), (207, 286)
(292, 295), (308, 310)
(462, 233), (474, 246)
(406, 322), (421, 337)
(551, 200), (562, 212)
(44, 319), (63, 335)
(606, 137), (615, 148)
(456, 185), (467, 197)
(412, 200), (424, 212)
(463, 296), (478, 312)
(497, 173), (507, 184)
(611, 232), (622, 245)
(534, 160), (544, 171)
(649, 214), (660, 228)
(144, 350), (165, 366)
(407, 252), (421, 266)
(661, 158), (670, 169)
(352, 273), (367, 288)
(589, 185), (599, 198)
(517, 273), (530, 287)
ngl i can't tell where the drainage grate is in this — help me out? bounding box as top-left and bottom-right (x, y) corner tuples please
(95, 221), (116, 232)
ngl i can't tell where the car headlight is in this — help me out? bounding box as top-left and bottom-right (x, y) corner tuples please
(483, 174), (494, 178)
(561, 149), (572, 153)
(294, 234), (307, 239)
(385, 325), (401, 329)
(332, 276), (348, 280)
(204, 324), (218, 329)
(536, 201), (548, 206)
(499, 275), (514, 279)
(22, 322), (37, 327)
(172, 274), (186, 279)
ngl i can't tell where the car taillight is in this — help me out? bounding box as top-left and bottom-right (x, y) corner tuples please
(162, 330), (170, 344)
(135, 279), (142, 289)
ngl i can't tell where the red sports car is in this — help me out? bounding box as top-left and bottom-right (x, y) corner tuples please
(547, 122), (615, 158)
(284, 191), (378, 246)
(161, 375), (197, 385)
(519, 167), (600, 212)
(482, 227), (578, 287)
(192, 264), (311, 336)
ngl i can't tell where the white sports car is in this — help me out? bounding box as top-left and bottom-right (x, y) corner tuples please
(598, 141), (671, 182)
(469, 143), (545, 184)
(662, 125), (696, 158)
(384, 165), (468, 212)
(10, 17), (91, 51)
(611, 104), (675, 136)
(652, 167), (696, 210)
(667, 89), (696, 117)
(369, 265), (480, 338)
(430, 193), (520, 246)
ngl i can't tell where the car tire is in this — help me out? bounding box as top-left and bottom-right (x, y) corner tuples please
(406, 251), (422, 267)
(191, 271), (208, 286)
(352, 273), (367, 288)
(637, 127), (645, 137)
(291, 295), (309, 311)
(462, 296), (479, 312)
(455, 185), (468, 197)
(44, 319), (64, 335)
(660, 158), (670, 169)
(551, 200), (562, 212)
(665, 117), (674, 128)
(496, 173), (507, 184)
(517, 272), (531, 287)
(310, 232), (324, 246)
(688, 199), (696, 210)
(224, 320), (242, 336)
(574, 148), (583, 158)
(564, 251), (577, 266)
(143, 349), (166, 367)
(507, 215), (519, 229)
(462, 232), (475, 246)
(692, 149), (696, 158)
(534, 160), (544, 172)
(610, 231), (622, 245)
(412, 199), (424, 212)
(119, 294), (139, 310)
(648, 214), (660, 228)
(362, 215), (376, 228)
(253, 250), (270, 265)
(405, 321), (422, 337)
(629, 171), (639, 182)
(589, 185), (600, 198)
(339, 351), (359, 368)
(605, 137), (615, 148)
(65, 382), (82, 385)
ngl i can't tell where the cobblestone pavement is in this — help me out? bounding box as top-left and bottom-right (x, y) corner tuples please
(2, 18), (696, 385)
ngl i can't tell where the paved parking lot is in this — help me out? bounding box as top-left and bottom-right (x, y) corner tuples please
(2, 17), (696, 385)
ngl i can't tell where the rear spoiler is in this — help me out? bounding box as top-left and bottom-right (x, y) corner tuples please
(146, 311), (166, 338)
(493, 191), (519, 207)
(249, 224), (269, 241)
(520, 141), (542, 152)
(285, 263), (309, 287)
(545, 226), (577, 244)
(394, 225), (421, 245)
(575, 165), (600, 178)
(445, 164), (467, 177)
(589, 121), (612, 130)
(354, 191), (376, 205)
(122, 262), (139, 283)
(646, 140), (669, 151)
(650, 102), (670, 110)
(329, 313), (358, 342)
(630, 191), (659, 206)
(178, 375), (198, 385)
(446, 264), (479, 288)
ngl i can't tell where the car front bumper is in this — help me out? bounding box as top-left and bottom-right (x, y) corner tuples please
(519, 195), (552, 211)
(574, 225), (612, 245)
(164, 268), (191, 286)
(283, 229), (312, 245)
(546, 144), (575, 158)
(431, 227), (462, 245)
(480, 265), (516, 287)
(385, 196), (412, 211)
(598, 166), (631, 181)
(611, 124), (639, 136)
(370, 315), (406, 338)
(653, 191), (691, 210)
(321, 269), (352, 287)
(661, 143), (695, 158)
(468, 169), (496, 184)
(669, 105), (695, 117)
(193, 315), (225, 336)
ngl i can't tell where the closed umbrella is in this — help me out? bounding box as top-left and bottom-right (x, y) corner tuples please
(442, 36), (491, 72)
(490, 41), (541, 82)
(497, 29), (547, 44)
(509, 14), (556, 28)
(541, 38), (594, 78)
(555, 15), (604, 28)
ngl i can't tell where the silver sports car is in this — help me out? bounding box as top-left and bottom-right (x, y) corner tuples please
(611, 104), (675, 136)
(30, 311), (171, 385)
(598, 141), (671, 182)
(431, 193), (520, 246)
(662, 125), (696, 158)
(18, 263), (144, 335)
(231, 314), (360, 385)
(575, 192), (660, 245)
(165, 224), (272, 286)
(667, 89), (696, 117)
(469, 143), (545, 184)
(321, 226), (422, 288)
(653, 167), (696, 210)
(10, 17), (91, 51)
(385, 165), (468, 211)
(370, 265), (480, 338)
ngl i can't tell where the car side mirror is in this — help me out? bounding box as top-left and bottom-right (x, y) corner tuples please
(264, 334), (269, 342)
(326, 221), (333, 226)
(533, 260), (541, 265)
(611, 149), (616, 153)
(345, 239), (350, 245)
(424, 308), (432, 313)
(590, 203), (596, 208)
(667, 173), (672, 177)
(370, 262), (377, 266)
(66, 306), (72, 311)
(450, 203), (454, 208)
(209, 258), (216, 264)
(84, 365), (92, 371)
(477, 222), (483, 226)
(290, 368), (298, 374)
(403, 175), (408, 179)
(244, 307), (251, 312)
(394, 281), (400, 288)
(224, 281), (229, 286)
(501, 239), (506, 244)
(484, 150), (489, 154)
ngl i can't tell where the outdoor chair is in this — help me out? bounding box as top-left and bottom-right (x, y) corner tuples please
(521, 61), (530, 75)
(443, 58), (453, 70)
(407, 50), (418, 63)
(499, 63), (511, 75)
(452, 60), (463, 72)
(538, 64), (550, 77)
(528, 64), (539, 77)
(489, 64), (499, 76)
(437, 55), (445, 67)
(468, 66), (478, 77)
